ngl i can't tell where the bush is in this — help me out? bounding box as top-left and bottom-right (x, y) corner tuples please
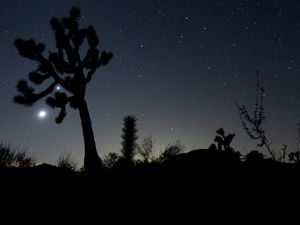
(288, 151), (300, 164)
(245, 150), (265, 163)
(56, 152), (78, 171)
(159, 139), (185, 162)
(0, 142), (36, 168)
(136, 134), (155, 163)
(103, 152), (120, 169)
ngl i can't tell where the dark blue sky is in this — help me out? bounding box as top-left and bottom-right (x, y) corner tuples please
(1, 0), (300, 165)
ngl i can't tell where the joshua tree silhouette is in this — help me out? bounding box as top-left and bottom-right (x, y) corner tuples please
(211, 128), (235, 151)
(13, 7), (113, 172)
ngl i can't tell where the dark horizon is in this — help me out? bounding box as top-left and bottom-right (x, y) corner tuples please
(1, 0), (300, 165)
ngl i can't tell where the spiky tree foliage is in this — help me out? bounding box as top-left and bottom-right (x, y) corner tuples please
(213, 128), (235, 151)
(209, 128), (241, 161)
(13, 7), (113, 171)
(121, 115), (138, 163)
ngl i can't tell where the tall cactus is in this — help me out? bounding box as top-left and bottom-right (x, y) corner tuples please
(121, 115), (138, 163)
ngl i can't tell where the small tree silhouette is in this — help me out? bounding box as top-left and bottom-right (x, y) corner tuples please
(120, 115), (138, 164)
(13, 7), (113, 172)
(208, 128), (241, 161)
(137, 134), (155, 163)
(210, 128), (235, 151)
(237, 71), (277, 160)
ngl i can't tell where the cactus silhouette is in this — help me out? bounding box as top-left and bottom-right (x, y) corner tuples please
(121, 115), (138, 164)
(13, 7), (113, 172)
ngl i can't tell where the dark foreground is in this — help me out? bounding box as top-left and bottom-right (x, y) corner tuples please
(1, 153), (300, 221)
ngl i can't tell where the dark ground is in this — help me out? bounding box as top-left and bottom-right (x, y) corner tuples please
(1, 150), (299, 222)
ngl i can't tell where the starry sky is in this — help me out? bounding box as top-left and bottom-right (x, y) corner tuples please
(1, 0), (300, 165)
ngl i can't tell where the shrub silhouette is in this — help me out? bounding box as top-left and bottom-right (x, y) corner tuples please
(0, 142), (36, 168)
(159, 139), (185, 162)
(120, 115), (138, 165)
(137, 134), (155, 163)
(237, 71), (287, 161)
(288, 151), (300, 164)
(13, 7), (113, 172)
(245, 150), (265, 163)
(56, 152), (78, 171)
(103, 152), (120, 169)
(288, 123), (300, 164)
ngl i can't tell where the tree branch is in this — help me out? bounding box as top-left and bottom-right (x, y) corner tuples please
(64, 44), (81, 68)
(85, 51), (113, 83)
(34, 81), (57, 101)
(36, 53), (73, 93)
(85, 68), (96, 83)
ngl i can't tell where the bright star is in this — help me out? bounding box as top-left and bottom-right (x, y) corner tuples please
(38, 110), (47, 119)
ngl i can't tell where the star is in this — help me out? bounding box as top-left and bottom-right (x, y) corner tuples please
(38, 110), (47, 119)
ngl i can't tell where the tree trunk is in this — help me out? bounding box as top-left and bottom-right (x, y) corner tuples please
(78, 99), (102, 172)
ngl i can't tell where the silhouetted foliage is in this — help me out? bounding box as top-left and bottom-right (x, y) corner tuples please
(0, 142), (36, 168)
(159, 139), (185, 162)
(210, 128), (235, 151)
(120, 115), (138, 164)
(237, 71), (283, 161)
(13, 7), (113, 171)
(245, 150), (265, 163)
(103, 152), (120, 169)
(278, 144), (287, 162)
(137, 134), (155, 163)
(288, 123), (300, 164)
(209, 128), (241, 161)
(288, 151), (300, 164)
(56, 152), (78, 171)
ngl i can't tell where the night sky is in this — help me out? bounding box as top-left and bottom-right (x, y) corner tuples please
(1, 0), (300, 165)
